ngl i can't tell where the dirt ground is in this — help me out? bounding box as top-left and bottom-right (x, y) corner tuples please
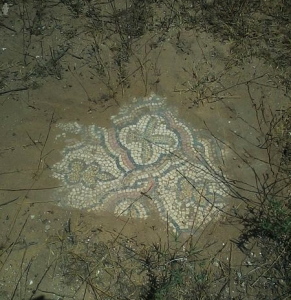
(0, 1), (290, 299)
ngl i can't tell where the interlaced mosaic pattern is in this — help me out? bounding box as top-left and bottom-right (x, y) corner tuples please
(52, 95), (227, 233)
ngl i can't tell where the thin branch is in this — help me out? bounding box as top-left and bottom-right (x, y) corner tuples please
(0, 186), (61, 192)
(0, 87), (28, 96)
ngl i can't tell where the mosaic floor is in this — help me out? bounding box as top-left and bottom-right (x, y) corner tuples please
(52, 95), (227, 233)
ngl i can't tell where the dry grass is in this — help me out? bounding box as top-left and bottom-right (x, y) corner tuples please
(0, 0), (290, 299)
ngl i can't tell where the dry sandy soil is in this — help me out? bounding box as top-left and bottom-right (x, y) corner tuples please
(0, 1), (290, 299)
